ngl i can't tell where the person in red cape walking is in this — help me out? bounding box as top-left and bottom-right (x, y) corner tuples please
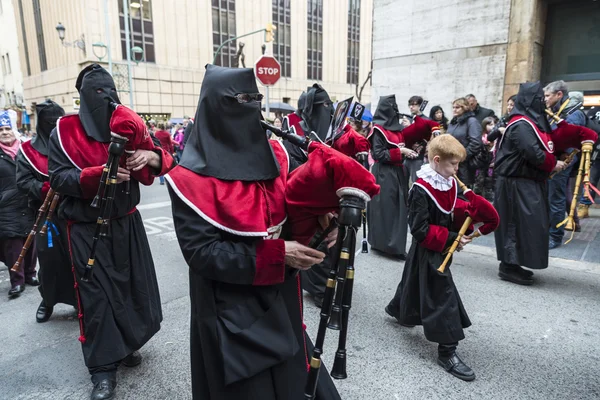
(166, 65), (349, 400)
(386, 134), (499, 381)
(47, 64), (175, 400)
(16, 100), (75, 321)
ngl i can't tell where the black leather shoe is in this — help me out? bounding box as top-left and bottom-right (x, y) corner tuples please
(385, 305), (415, 327)
(25, 277), (40, 286)
(516, 266), (534, 278)
(499, 263), (533, 286)
(437, 353), (476, 381)
(549, 239), (562, 250)
(36, 301), (53, 323)
(8, 285), (25, 298)
(90, 379), (116, 400)
(121, 350), (142, 367)
(313, 295), (324, 308)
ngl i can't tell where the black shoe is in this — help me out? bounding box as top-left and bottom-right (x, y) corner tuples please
(8, 285), (25, 298)
(90, 379), (116, 400)
(516, 266), (534, 278)
(549, 239), (562, 250)
(121, 350), (142, 367)
(385, 305), (415, 327)
(498, 263), (533, 286)
(437, 353), (476, 381)
(36, 301), (54, 323)
(25, 277), (40, 286)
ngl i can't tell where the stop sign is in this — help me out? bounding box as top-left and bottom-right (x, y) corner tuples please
(254, 55), (281, 86)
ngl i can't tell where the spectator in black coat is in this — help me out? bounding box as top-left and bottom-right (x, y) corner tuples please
(448, 98), (483, 186)
(0, 112), (37, 298)
(466, 94), (496, 124)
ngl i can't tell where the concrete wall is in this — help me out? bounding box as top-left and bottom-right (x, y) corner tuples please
(372, 0), (512, 116)
(14, 0), (373, 119)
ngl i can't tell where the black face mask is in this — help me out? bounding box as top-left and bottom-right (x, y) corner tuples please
(373, 95), (403, 132)
(301, 84), (334, 140)
(511, 82), (552, 133)
(32, 100), (65, 156)
(75, 64), (121, 142)
(180, 64), (280, 181)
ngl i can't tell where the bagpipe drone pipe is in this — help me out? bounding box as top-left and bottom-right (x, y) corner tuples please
(281, 139), (380, 398)
(437, 175), (500, 273)
(545, 108), (598, 243)
(82, 103), (158, 281)
(11, 188), (60, 273)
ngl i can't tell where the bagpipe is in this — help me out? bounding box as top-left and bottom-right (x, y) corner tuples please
(437, 176), (499, 273)
(11, 188), (61, 273)
(82, 103), (157, 281)
(283, 140), (380, 398)
(545, 107), (598, 243)
(263, 97), (376, 255)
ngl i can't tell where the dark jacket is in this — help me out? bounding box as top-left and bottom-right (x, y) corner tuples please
(472, 104), (496, 124)
(0, 146), (34, 239)
(447, 112), (483, 160)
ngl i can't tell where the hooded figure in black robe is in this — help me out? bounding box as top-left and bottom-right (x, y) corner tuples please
(367, 95), (410, 258)
(494, 82), (557, 285)
(280, 85), (335, 305)
(15, 100), (75, 321)
(166, 64), (341, 400)
(47, 64), (174, 399)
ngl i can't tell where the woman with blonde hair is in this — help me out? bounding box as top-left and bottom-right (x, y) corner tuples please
(447, 97), (483, 186)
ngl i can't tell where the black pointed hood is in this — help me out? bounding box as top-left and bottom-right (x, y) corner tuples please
(32, 100), (65, 155)
(300, 84), (334, 140)
(76, 64), (121, 142)
(373, 95), (403, 132)
(180, 64), (280, 181)
(510, 81), (552, 133)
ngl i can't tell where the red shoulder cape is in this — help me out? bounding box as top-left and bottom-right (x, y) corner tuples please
(331, 125), (370, 159)
(368, 125), (404, 147)
(505, 115), (554, 153)
(412, 177), (458, 214)
(56, 115), (109, 170)
(166, 140), (289, 237)
(19, 141), (48, 177)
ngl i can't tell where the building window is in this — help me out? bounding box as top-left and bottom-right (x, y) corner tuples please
(17, 0), (30, 76)
(119, 0), (155, 63)
(307, 0), (323, 80)
(1, 56), (6, 76)
(32, 0), (47, 71)
(6, 54), (11, 74)
(347, 0), (360, 84)
(212, 0), (236, 67)
(272, 0), (291, 78)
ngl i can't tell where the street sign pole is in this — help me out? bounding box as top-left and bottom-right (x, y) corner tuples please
(266, 87), (270, 118)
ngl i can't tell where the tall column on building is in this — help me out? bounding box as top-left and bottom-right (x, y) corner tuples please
(503, 0), (547, 111)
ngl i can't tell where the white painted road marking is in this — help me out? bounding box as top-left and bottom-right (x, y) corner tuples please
(138, 201), (171, 210)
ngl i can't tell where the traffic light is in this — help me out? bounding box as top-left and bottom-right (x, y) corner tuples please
(265, 23), (277, 43)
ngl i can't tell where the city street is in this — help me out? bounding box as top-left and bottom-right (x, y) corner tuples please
(1, 181), (599, 400)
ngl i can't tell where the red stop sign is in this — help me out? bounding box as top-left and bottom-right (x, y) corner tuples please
(254, 55), (281, 86)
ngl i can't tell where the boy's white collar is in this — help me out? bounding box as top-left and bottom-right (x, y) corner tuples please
(416, 164), (453, 191)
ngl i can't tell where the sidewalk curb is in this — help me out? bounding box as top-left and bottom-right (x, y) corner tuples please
(463, 244), (600, 275)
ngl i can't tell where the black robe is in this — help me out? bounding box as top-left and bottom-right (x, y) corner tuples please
(388, 182), (471, 344)
(493, 118), (555, 269)
(15, 147), (75, 307)
(367, 128), (408, 257)
(166, 155), (340, 400)
(47, 116), (171, 368)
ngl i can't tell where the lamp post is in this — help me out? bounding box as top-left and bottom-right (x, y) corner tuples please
(121, 0), (134, 108)
(55, 22), (86, 54)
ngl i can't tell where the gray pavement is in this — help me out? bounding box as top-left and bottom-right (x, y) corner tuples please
(0, 181), (599, 399)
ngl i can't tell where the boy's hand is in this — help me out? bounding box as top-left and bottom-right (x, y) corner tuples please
(456, 235), (472, 252)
